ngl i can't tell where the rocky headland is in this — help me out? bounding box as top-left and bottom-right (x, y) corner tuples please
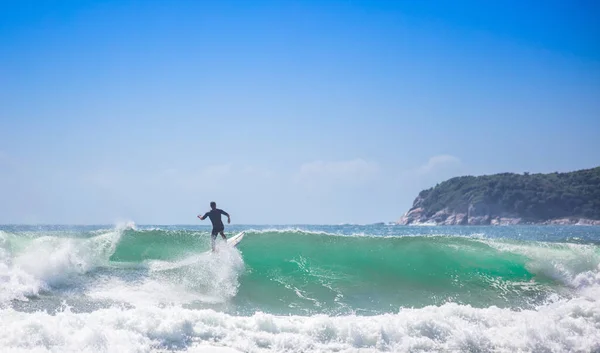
(397, 167), (600, 226)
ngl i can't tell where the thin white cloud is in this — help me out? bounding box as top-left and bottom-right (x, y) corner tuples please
(200, 163), (232, 179)
(295, 159), (380, 188)
(84, 163), (275, 193)
(416, 155), (461, 175)
(145, 164), (233, 192)
(85, 171), (118, 189)
(241, 165), (275, 179)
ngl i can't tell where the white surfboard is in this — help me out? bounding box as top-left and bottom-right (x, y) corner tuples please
(226, 231), (245, 248)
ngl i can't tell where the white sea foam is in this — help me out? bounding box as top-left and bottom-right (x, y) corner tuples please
(0, 229), (122, 304)
(88, 241), (245, 307)
(1, 285), (599, 353)
(483, 240), (600, 289)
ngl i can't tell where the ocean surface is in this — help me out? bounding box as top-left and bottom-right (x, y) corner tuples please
(1, 223), (599, 352)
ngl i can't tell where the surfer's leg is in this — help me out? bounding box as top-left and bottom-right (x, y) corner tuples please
(220, 230), (227, 240)
(211, 230), (218, 252)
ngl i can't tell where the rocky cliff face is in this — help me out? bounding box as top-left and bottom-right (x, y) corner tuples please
(397, 198), (600, 226)
(396, 206), (521, 225)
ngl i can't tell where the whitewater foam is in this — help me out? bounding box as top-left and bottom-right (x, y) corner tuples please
(0, 229), (122, 304)
(484, 240), (600, 289)
(1, 288), (599, 353)
(89, 241), (245, 307)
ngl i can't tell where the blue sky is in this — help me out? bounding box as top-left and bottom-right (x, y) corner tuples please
(1, 0), (599, 224)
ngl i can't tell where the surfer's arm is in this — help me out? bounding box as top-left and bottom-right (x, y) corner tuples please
(221, 210), (231, 223)
(197, 212), (208, 220)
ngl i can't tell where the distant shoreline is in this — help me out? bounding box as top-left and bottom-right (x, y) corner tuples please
(396, 220), (600, 226)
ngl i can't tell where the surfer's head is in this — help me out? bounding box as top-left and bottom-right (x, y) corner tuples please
(210, 201), (216, 209)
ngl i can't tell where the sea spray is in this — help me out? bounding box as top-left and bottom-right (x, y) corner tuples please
(0, 227), (123, 303)
(90, 240), (246, 307)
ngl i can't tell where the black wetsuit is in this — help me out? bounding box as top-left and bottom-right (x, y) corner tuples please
(203, 208), (229, 237)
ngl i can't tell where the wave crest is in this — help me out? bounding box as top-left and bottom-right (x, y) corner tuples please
(0, 228), (123, 303)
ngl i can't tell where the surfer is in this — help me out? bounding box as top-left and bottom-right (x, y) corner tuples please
(198, 201), (231, 252)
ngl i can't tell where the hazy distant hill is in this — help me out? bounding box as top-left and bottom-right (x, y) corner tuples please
(397, 167), (600, 225)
